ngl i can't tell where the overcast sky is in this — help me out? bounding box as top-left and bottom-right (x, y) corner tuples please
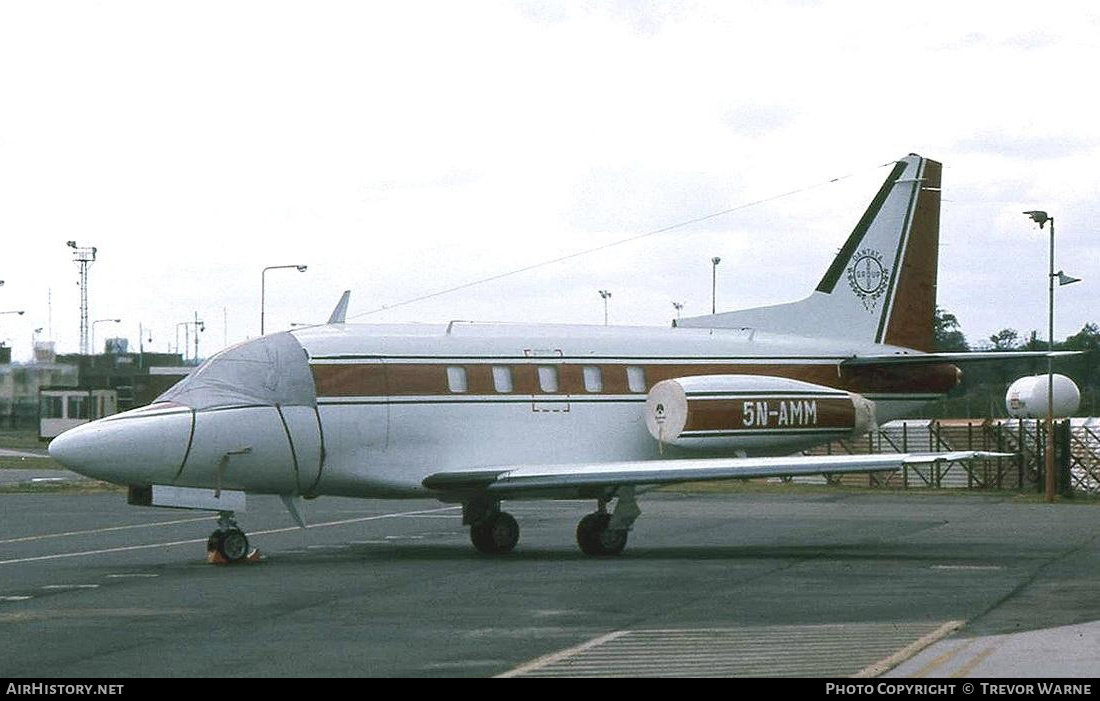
(2, 1), (1098, 362)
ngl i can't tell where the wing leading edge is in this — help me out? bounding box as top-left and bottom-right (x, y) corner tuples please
(422, 451), (1011, 496)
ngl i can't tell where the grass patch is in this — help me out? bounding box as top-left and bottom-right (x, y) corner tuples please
(0, 480), (125, 495)
(0, 429), (47, 451)
(0, 456), (64, 470)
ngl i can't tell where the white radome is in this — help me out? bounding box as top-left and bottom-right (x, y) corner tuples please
(1005, 374), (1081, 419)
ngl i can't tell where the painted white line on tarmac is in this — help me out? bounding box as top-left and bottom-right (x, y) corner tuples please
(854, 620), (964, 678)
(501, 624), (961, 678)
(0, 506), (459, 566)
(42, 584), (100, 590)
(392, 514), (456, 519)
(0, 596), (33, 602)
(0, 516), (214, 545)
(496, 630), (630, 678)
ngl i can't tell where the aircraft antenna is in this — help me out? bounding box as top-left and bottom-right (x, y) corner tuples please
(348, 161), (891, 321)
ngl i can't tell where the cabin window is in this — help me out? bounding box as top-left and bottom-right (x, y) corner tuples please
(583, 366), (603, 393)
(446, 366), (468, 393)
(492, 366), (513, 393)
(627, 366), (646, 393)
(67, 395), (88, 420)
(537, 365), (558, 393)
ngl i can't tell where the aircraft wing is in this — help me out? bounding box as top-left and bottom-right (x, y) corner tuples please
(422, 451), (1011, 496)
(842, 350), (1082, 366)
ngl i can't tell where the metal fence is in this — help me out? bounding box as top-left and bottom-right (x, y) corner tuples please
(802, 418), (1100, 496)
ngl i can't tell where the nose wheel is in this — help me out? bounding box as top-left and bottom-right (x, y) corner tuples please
(207, 512), (252, 563)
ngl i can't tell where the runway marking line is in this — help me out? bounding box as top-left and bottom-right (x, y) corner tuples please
(501, 622), (965, 678)
(853, 620), (963, 678)
(0, 516), (213, 545)
(0, 506), (459, 567)
(495, 630), (630, 678)
(912, 639), (976, 678)
(950, 643), (999, 678)
(42, 584), (100, 590)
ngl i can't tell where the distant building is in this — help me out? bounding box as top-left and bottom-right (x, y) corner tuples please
(1, 345), (79, 430)
(55, 350), (190, 410)
(39, 386), (118, 440)
(0, 340), (193, 435)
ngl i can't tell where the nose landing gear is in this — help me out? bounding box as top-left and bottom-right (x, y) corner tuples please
(207, 511), (259, 564)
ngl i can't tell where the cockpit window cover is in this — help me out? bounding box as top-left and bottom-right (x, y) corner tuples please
(156, 332), (316, 410)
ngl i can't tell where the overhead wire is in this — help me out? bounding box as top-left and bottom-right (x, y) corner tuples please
(347, 160), (894, 320)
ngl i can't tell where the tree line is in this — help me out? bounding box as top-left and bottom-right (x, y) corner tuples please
(928, 308), (1099, 418)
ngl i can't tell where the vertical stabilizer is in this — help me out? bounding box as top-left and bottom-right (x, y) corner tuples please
(676, 154), (941, 351)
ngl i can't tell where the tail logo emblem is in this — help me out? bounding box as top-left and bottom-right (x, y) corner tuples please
(846, 248), (890, 311)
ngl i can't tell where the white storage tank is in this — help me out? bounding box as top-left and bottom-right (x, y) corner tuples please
(1005, 374), (1081, 418)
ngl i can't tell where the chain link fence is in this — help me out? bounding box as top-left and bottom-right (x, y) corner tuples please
(803, 418), (1100, 496)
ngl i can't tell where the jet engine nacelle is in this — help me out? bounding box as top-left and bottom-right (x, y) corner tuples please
(1005, 374), (1081, 419)
(645, 374), (876, 453)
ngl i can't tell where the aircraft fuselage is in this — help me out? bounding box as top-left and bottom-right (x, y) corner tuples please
(52, 322), (957, 501)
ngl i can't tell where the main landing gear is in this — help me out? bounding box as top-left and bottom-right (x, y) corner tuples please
(576, 512), (628, 556)
(462, 487), (641, 557)
(576, 486), (639, 556)
(207, 511), (252, 563)
(465, 500), (520, 555)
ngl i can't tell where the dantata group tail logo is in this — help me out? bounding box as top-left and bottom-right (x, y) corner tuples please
(846, 248), (890, 311)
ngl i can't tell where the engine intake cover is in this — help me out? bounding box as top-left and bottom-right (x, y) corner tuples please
(645, 374), (875, 450)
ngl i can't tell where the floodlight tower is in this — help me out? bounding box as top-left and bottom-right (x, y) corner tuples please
(67, 241), (98, 355)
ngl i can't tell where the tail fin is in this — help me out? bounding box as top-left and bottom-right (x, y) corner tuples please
(676, 153), (942, 351)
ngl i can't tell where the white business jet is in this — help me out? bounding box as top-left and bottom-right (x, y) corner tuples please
(50, 154), (1021, 561)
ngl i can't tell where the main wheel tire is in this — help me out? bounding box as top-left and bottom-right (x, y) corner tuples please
(217, 528), (250, 562)
(470, 511), (520, 555)
(576, 512), (628, 556)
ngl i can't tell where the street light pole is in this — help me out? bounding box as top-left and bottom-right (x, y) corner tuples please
(261, 265), (308, 336)
(176, 321), (189, 360)
(92, 318), (121, 356)
(192, 311), (205, 362)
(598, 290), (611, 326)
(1047, 217), (1055, 503)
(711, 257), (721, 314)
(1024, 210), (1058, 503)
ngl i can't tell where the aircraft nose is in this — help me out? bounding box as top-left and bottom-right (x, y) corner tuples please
(49, 404), (194, 486)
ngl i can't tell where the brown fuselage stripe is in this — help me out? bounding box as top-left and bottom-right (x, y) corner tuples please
(311, 362), (959, 398)
(684, 397), (856, 432)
